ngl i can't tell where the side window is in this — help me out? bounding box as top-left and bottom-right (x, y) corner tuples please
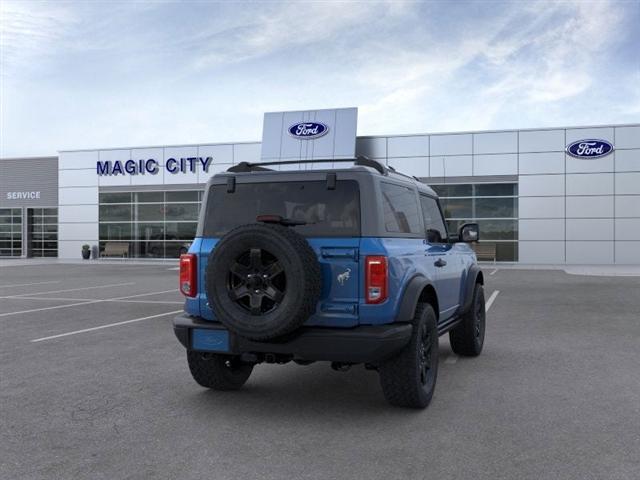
(420, 195), (448, 243)
(381, 183), (422, 234)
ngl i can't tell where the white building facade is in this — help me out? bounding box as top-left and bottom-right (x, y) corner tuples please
(2, 119), (639, 264)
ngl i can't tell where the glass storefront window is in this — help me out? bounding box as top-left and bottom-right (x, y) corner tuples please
(100, 204), (132, 222)
(431, 184), (473, 198)
(165, 204), (199, 221)
(166, 191), (199, 202)
(100, 223), (133, 240)
(136, 192), (164, 203)
(0, 208), (23, 257)
(474, 183), (518, 197)
(475, 197), (517, 218)
(137, 222), (165, 241)
(165, 222), (197, 240)
(98, 190), (203, 258)
(27, 208), (57, 258)
(100, 192), (132, 203)
(431, 182), (518, 261)
(441, 198), (473, 218)
(136, 204), (164, 221)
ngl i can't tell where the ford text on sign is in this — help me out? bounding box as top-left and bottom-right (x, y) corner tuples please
(288, 122), (329, 139)
(566, 139), (614, 159)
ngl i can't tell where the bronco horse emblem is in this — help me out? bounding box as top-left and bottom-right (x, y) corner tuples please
(337, 268), (351, 286)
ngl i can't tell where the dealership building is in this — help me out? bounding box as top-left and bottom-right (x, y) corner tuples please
(1, 108), (639, 264)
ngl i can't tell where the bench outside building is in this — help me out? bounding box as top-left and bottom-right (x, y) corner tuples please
(472, 243), (497, 263)
(101, 242), (129, 258)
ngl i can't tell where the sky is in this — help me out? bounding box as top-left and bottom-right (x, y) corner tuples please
(1, 0), (639, 157)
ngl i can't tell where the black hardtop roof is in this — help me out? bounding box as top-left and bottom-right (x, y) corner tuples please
(212, 157), (437, 196)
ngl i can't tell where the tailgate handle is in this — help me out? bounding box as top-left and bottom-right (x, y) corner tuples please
(320, 248), (358, 260)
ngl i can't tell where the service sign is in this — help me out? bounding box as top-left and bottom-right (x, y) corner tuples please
(566, 139), (614, 159)
(6, 191), (41, 200)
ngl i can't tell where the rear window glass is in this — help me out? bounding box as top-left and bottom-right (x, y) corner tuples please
(204, 180), (360, 237)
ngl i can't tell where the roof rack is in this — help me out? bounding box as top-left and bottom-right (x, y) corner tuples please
(226, 156), (387, 175)
(387, 165), (420, 182)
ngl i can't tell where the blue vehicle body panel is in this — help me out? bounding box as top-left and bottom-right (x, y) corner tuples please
(192, 236), (362, 327)
(189, 234), (475, 328)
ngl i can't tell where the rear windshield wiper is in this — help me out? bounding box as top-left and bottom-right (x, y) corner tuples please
(256, 215), (307, 227)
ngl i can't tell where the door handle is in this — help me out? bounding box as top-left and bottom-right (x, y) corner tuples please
(434, 258), (447, 267)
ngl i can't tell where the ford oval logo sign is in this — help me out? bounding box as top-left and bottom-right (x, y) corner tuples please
(288, 122), (329, 139)
(566, 139), (614, 159)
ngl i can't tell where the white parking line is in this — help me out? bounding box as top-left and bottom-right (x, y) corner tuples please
(489, 269), (498, 275)
(485, 290), (500, 312)
(0, 289), (177, 318)
(444, 355), (458, 364)
(0, 281), (60, 288)
(30, 310), (183, 342)
(10, 297), (184, 305)
(6, 297), (183, 305)
(0, 282), (136, 299)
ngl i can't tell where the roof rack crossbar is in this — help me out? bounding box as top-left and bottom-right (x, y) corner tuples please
(226, 157), (387, 175)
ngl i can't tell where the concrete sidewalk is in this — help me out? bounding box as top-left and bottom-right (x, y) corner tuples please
(480, 262), (640, 277)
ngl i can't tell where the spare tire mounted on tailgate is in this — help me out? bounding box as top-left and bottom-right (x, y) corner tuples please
(206, 223), (321, 341)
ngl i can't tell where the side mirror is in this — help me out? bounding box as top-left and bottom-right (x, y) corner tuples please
(459, 223), (480, 243)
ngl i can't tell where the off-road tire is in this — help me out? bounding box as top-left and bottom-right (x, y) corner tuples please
(187, 351), (253, 390)
(206, 223), (321, 341)
(449, 283), (485, 357)
(379, 303), (439, 409)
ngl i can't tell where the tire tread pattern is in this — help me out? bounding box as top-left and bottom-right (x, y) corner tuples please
(379, 303), (438, 408)
(449, 283), (485, 357)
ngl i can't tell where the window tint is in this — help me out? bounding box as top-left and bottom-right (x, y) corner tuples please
(204, 181), (360, 237)
(381, 183), (422, 234)
(420, 196), (447, 243)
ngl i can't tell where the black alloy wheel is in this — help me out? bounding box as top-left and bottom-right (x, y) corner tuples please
(206, 223), (321, 341)
(227, 248), (286, 315)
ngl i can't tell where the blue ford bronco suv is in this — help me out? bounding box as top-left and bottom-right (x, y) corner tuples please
(173, 157), (485, 408)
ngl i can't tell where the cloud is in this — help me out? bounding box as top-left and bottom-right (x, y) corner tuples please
(0, 1), (77, 72)
(188, 1), (410, 70)
(358, 0), (634, 133)
(0, 0), (637, 157)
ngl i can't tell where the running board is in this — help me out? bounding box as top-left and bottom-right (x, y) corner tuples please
(437, 316), (462, 336)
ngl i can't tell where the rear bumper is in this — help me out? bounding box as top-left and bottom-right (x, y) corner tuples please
(173, 314), (412, 364)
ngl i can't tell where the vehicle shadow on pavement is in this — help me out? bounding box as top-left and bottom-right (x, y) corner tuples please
(181, 347), (455, 419)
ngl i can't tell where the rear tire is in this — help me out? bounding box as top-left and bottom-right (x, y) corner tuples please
(449, 283), (485, 357)
(187, 351), (253, 390)
(379, 304), (438, 409)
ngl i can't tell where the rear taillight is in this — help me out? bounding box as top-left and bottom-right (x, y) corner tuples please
(365, 255), (388, 304)
(179, 254), (197, 297)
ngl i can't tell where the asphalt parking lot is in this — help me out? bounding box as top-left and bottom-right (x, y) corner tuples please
(1, 263), (639, 480)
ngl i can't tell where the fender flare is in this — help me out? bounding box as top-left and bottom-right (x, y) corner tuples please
(458, 265), (484, 315)
(395, 275), (433, 323)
